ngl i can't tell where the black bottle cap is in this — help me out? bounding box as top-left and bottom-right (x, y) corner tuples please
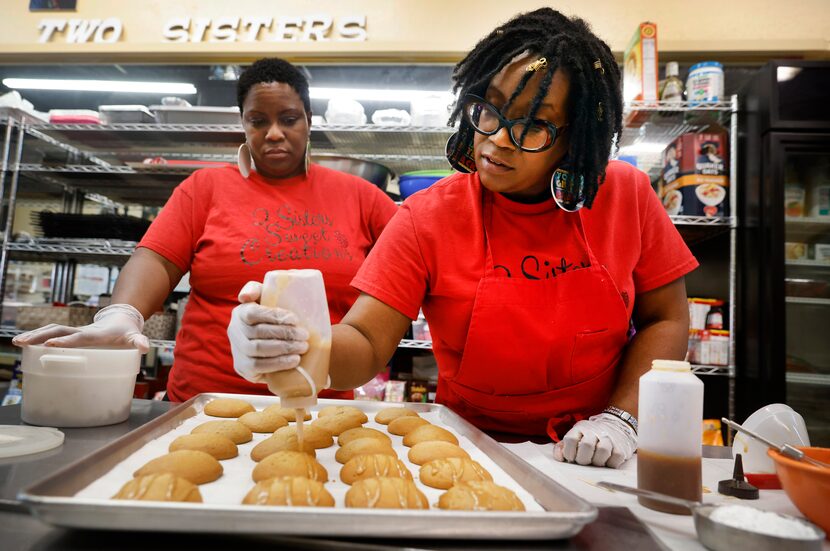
(718, 454), (760, 499)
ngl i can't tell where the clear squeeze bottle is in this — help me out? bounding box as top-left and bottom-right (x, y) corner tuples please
(259, 270), (332, 447)
(637, 359), (704, 514)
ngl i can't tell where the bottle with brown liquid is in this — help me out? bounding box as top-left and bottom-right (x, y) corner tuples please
(259, 270), (331, 410)
(637, 360), (704, 515)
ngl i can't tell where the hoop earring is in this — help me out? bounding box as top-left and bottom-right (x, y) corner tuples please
(550, 156), (585, 212)
(304, 138), (311, 174)
(237, 143), (254, 178)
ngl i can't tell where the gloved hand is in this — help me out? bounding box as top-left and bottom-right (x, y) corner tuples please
(552, 413), (637, 468)
(228, 281), (310, 384)
(12, 304), (150, 353)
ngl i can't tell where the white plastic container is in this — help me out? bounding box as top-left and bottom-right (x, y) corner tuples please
(21, 345), (140, 427)
(686, 61), (724, 104)
(260, 270), (332, 409)
(637, 359), (704, 514)
(732, 403), (810, 473)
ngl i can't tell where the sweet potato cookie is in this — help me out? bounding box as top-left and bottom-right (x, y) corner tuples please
(374, 407), (420, 425)
(191, 420), (253, 444)
(419, 457), (493, 490)
(238, 409), (289, 433)
(337, 427), (391, 447)
(335, 437), (396, 464)
(169, 433), (238, 460)
(407, 441), (470, 466)
(340, 454), (412, 485)
(402, 424), (459, 447)
(273, 425), (334, 449)
(311, 410), (365, 436)
(203, 398), (255, 418)
(387, 416), (430, 436)
(438, 481), (525, 511)
(251, 433), (317, 461)
(113, 473), (202, 502)
(345, 477), (428, 509)
(316, 405), (369, 424)
(133, 450), (222, 485)
(243, 476), (334, 507)
(252, 450), (328, 483)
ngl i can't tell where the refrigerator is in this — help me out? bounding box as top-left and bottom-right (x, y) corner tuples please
(738, 60), (830, 446)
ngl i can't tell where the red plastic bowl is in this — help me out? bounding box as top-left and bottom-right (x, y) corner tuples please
(768, 447), (830, 535)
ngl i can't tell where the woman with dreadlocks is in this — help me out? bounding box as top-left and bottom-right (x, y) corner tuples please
(228, 9), (697, 469)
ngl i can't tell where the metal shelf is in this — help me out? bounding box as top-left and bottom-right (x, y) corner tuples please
(785, 297), (830, 306)
(786, 259), (830, 268)
(690, 364), (732, 376)
(786, 372), (830, 387)
(785, 216), (830, 242)
(0, 328), (174, 349)
(623, 100), (734, 113)
(0, 327), (431, 353)
(6, 239), (135, 263)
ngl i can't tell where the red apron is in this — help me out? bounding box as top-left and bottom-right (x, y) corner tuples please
(440, 190), (630, 440)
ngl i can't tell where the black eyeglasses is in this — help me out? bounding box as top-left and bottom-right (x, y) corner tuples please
(462, 94), (566, 153)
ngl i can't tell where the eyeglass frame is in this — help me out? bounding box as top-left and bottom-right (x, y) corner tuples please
(461, 93), (567, 153)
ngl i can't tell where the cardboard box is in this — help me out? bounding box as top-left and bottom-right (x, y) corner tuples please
(660, 131), (729, 217)
(623, 22), (659, 103)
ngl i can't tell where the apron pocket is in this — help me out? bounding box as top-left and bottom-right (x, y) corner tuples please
(569, 328), (610, 385)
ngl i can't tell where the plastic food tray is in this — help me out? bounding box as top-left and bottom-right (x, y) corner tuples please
(20, 393), (597, 540)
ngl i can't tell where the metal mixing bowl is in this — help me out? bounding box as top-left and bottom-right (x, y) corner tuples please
(312, 155), (392, 191)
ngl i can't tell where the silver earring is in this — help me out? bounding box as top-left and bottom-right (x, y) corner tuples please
(304, 139), (311, 174)
(237, 143), (254, 178)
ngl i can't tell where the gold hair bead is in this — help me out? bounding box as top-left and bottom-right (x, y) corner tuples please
(593, 59), (604, 74)
(526, 57), (548, 72)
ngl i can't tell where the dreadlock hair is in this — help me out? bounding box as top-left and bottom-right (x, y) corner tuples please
(237, 57), (311, 114)
(450, 8), (622, 208)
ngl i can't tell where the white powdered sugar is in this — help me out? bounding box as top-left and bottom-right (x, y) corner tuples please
(709, 505), (818, 540)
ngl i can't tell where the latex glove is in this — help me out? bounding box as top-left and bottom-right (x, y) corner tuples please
(552, 413), (637, 468)
(12, 304), (150, 353)
(228, 281), (310, 384)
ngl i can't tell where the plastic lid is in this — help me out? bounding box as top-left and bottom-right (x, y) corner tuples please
(666, 62), (680, 77)
(689, 61), (723, 71)
(0, 425), (64, 458)
(651, 359), (692, 372)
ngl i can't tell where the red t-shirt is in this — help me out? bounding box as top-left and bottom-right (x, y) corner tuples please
(352, 160), (698, 386)
(139, 164), (398, 401)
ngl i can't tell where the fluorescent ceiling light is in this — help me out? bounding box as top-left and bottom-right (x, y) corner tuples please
(2, 78), (197, 95)
(309, 87), (453, 102)
(618, 142), (668, 155)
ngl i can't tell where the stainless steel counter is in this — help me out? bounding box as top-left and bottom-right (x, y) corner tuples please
(0, 401), (667, 551)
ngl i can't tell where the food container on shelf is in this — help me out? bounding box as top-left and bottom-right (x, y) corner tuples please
(371, 108), (411, 126)
(142, 312), (176, 341)
(48, 109), (102, 124)
(324, 98), (366, 125)
(410, 94), (451, 126)
(150, 105), (240, 125)
(399, 170), (452, 199)
(99, 105), (156, 124)
(16, 304), (97, 331)
(768, 446), (830, 534)
(20, 345), (141, 427)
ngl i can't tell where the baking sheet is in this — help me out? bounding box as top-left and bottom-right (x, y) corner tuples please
(20, 394), (596, 540)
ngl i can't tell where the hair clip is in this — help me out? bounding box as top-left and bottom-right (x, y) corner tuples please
(597, 101), (604, 121)
(526, 57), (548, 72)
(593, 59), (604, 74)
(495, 28), (504, 35)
